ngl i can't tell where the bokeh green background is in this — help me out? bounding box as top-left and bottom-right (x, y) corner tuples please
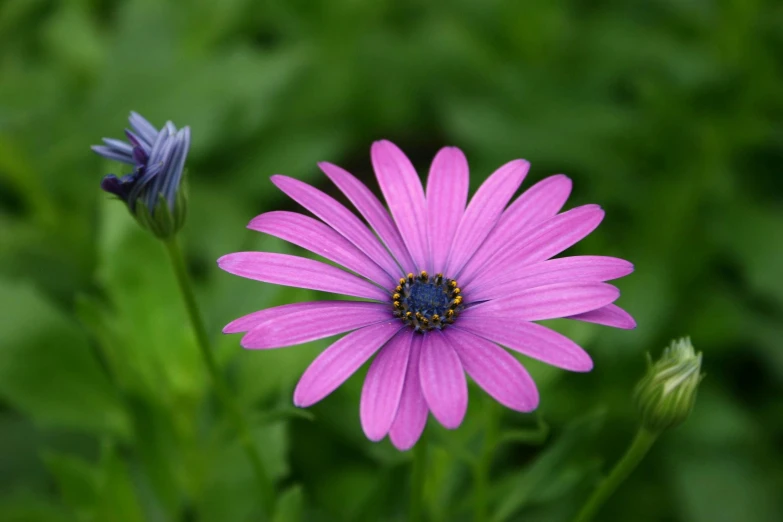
(2, 0), (782, 521)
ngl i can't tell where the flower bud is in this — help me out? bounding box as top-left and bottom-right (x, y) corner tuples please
(92, 112), (190, 239)
(634, 337), (703, 432)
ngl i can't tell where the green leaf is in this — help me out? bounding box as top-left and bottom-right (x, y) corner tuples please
(250, 406), (316, 427)
(123, 397), (189, 521)
(716, 203), (783, 305)
(0, 492), (72, 522)
(93, 445), (146, 522)
(42, 451), (100, 518)
(670, 451), (779, 522)
(424, 444), (466, 522)
(666, 387), (780, 522)
(43, 444), (145, 522)
(312, 466), (385, 522)
(41, 3), (103, 75)
(0, 278), (128, 436)
(273, 485), (305, 522)
(194, 421), (289, 521)
(498, 416), (550, 447)
(492, 409), (607, 522)
(0, 415), (51, 498)
(93, 199), (206, 403)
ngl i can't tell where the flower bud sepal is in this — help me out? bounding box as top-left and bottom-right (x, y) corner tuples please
(134, 184), (188, 240)
(633, 337), (704, 434)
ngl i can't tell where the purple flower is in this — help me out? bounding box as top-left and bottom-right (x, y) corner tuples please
(219, 141), (635, 450)
(92, 112), (190, 238)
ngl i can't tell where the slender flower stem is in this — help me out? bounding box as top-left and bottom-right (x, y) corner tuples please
(573, 427), (659, 522)
(474, 399), (500, 522)
(409, 430), (429, 522)
(163, 237), (276, 517)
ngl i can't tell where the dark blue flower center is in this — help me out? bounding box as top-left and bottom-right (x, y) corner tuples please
(403, 282), (452, 318)
(393, 272), (463, 332)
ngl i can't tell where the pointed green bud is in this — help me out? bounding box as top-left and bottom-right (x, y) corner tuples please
(634, 337), (704, 433)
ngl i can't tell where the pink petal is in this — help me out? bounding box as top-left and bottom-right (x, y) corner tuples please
(465, 205), (605, 291)
(224, 301), (373, 334)
(371, 140), (429, 272)
(426, 147), (469, 273)
(389, 335), (429, 451)
(470, 256), (634, 301)
(447, 328), (539, 411)
(248, 211), (396, 288)
(457, 175), (572, 284)
(241, 302), (391, 349)
(418, 332), (467, 429)
(456, 315), (593, 372)
(568, 303), (636, 329)
(444, 160), (529, 276)
(360, 330), (414, 441)
(218, 252), (389, 301)
(293, 321), (402, 407)
(511, 205), (605, 265)
(224, 302), (312, 334)
(467, 282), (620, 321)
(271, 175), (401, 279)
(320, 162), (416, 274)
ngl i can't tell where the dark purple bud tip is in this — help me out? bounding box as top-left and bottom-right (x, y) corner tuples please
(100, 173), (137, 202)
(125, 129), (142, 148)
(132, 145), (148, 165)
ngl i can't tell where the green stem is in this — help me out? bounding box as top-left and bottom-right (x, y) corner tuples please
(409, 430), (429, 522)
(573, 427), (659, 522)
(163, 238), (276, 517)
(474, 399), (500, 522)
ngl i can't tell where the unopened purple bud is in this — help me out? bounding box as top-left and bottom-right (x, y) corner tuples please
(92, 111), (190, 239)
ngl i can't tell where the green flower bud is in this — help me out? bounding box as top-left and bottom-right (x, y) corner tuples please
(634, 337), (704, 433)
(134, 187), (189, 240)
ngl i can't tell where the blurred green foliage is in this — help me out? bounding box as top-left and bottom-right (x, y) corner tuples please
(1, 0), (782, 521)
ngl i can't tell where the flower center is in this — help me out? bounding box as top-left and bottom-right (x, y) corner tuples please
(392, 271), (463, 332)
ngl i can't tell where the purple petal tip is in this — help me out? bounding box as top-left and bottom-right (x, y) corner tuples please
(269, 174), (288, 186)
(573, 357), (595, 373)
(216, 255), (231, 269)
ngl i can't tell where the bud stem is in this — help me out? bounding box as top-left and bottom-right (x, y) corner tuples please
(573, 427), (659, 522)
(163, 237), (276, 517)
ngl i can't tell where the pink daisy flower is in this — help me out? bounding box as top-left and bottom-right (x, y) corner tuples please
(218, 141), (635, 450)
